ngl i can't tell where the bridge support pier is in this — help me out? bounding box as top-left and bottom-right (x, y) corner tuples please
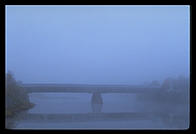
(91, 92), (103, 113)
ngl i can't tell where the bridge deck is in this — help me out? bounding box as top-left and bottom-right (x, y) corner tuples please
(22, 84), (161, 93)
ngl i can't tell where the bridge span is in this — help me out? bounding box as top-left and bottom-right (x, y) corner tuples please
(22, 84), (161, 94)
(22, 84), (162, 106)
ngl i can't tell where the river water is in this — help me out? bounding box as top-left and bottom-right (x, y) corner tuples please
(9, 93), (189, 130)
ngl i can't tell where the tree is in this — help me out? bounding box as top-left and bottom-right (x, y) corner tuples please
(6, 71), (34, 117)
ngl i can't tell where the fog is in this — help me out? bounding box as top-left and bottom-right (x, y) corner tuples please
(6, 5), (190, 84)
(5, 5), (190, 130)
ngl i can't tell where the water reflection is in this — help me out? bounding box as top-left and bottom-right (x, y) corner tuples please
(91, 92), (103, 113)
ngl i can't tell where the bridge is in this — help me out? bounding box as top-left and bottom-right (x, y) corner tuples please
(22, 84), (161, 94)
(22, 84), (162, 112)
(20, 84), (186, 126)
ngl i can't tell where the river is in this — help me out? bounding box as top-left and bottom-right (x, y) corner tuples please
(8, 92), (189, 130)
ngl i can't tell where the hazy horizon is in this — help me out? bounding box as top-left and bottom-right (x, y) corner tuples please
(6, 5), (190, 85)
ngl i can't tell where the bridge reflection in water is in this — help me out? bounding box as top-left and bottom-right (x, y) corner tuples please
(17, 111), (187, 127)
(21, 112), (151, 122)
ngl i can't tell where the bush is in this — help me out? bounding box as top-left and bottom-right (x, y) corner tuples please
(6, 71), (34, 117)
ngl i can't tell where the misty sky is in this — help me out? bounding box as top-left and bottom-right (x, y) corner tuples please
(6, 5), (190, 84)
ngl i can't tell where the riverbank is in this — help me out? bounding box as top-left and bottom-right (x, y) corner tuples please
(6, 103), (35, 129)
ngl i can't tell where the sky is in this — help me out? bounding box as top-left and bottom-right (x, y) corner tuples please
(6, 5), (190, 85)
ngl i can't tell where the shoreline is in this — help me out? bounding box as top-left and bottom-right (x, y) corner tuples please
(6, 103), (35, 129)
